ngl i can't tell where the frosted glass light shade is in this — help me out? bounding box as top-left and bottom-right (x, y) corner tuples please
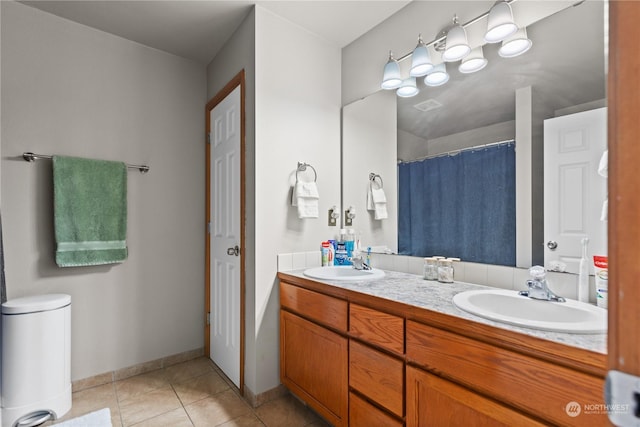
(410, 41), (434, 77)
(458, 47), (488, 74)
(397, 77), (419, 97)
(381, 53), (402, 89)
(425, 63), (449, 87)
(485, 1), (518, 43)
(442, 24), (471, 62)
(499, 27), (532, 58)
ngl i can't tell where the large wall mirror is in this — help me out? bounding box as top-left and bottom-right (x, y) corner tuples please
(342, 0), (606, 270)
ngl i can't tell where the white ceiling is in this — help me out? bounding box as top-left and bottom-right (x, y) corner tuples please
(19, 0), (412, 64)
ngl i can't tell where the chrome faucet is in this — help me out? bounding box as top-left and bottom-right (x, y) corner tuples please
(518, 265), (566, 302)
(350, 255), (371, 271)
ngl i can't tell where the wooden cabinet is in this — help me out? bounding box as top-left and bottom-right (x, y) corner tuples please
(406, 321), (607, 427)
(280, 282), (348, 426)
(349, 304), (404, 355)
(406, 366), (546, 427)
(278, 273), (606, 427)
(349, 392), (403, 427)
(349, 340), (404, 417)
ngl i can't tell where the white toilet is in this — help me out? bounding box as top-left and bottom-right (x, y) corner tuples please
(1, 294), (71, 427)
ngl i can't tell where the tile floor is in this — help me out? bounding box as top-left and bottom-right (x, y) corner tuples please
(47, 357), (330, 427)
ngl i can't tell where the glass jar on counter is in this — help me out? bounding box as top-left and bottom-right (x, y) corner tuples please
(437, 259), (454, 283)
(423, 258), (438, 280)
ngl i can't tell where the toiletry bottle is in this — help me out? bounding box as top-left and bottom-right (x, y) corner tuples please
(335, 229), (349, 265)
(346, 229), (356, 262)
(578, 238), (589, 302)
(424, 257), (438, 280)
(447, 257), (461, 281)
(321, 241), (330, 266)
(328, 239), (336, 265)
(437, 259), (454, 283)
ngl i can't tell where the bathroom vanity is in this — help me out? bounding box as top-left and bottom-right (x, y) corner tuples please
(278, 270), (607, 426)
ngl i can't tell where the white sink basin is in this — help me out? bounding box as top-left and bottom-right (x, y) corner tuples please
(303, 266), (385, 282)
(452, 289), (607, 334)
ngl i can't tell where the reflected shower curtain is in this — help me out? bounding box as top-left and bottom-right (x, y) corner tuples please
(398, 142), (516, 266)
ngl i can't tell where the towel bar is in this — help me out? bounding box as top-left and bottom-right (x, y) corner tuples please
(369, 173), (383, 188)
(296, 162), (317, 182)
(22, 152), (150, 174)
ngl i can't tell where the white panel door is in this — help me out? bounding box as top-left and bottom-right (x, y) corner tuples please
(544, 107), (607, 274)
(210, 85), (241, 387)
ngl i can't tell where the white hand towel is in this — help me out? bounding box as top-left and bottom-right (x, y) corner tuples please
(294, 181), (319, 219)
(371, 186), (388, 220)
(367, 181), (384, 211)
(598, 150), (608, 178)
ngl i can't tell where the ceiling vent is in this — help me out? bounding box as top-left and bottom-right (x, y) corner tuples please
(413, 99), (443, 112)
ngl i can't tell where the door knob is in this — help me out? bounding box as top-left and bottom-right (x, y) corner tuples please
(547, 241), (558, 250)
(227, 245), (240, 256)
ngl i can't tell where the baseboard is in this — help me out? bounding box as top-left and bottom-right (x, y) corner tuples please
(72, 347), (204, 392)
(243, 383), (288, 408)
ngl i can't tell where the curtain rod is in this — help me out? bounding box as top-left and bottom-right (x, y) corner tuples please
(398, 139), (515, 164)
(22, 152), (150, 174)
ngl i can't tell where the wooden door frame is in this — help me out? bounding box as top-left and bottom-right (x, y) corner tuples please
(205, 70), (246, 395)
(608, 2), (640, 378)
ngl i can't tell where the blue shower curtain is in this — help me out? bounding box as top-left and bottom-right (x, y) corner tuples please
(398, 142), (516, 266)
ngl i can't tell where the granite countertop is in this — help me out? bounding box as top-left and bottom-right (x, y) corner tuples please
(281, 269), (607, 355)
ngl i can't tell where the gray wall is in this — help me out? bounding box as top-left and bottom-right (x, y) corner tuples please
(206, 7), (258, 397)
(207, 5), (342, 396)
(342, 90), (398, 253)
(1, 1), (206, 381)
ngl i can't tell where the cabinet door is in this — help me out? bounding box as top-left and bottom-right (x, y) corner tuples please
(349, 340), (404, 417)
(280, 310), (348, 426)
(406, 367), (546, 427)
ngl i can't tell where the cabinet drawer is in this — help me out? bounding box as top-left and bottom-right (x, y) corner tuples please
(349, 340), (404, 417)
(406, 366), (545, 427)
(280, 281), (347, 331)
(349, 304), (404, 354)
(350, 392), (403, 427)
(406, 321), (607, 427)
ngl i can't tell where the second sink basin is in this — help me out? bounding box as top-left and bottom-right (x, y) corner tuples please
(303, 266), (385, 282)
(452, 289), (607, 334)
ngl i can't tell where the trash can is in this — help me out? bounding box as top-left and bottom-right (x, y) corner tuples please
(1, 294), (71, 427)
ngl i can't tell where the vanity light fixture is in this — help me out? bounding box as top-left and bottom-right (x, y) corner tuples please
(498, 27), (532, 58)
(484, 1), (518, 43)
(381, 51), (402, 90)
(379, 0), (534, 96)
(424, 63), (449, 87)
(441, 15), (471, 62)
(458, 46), (488, 73)
(397, 77), (420, 97)
(410, 35), (434, 77)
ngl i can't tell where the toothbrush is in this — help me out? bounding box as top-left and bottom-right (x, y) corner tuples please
(578, 237), (589, 302)
(366, 246), (371, 268)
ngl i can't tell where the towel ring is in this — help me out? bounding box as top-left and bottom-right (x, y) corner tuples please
(369, 173), (383, 188)
(296, 162), (317, 183)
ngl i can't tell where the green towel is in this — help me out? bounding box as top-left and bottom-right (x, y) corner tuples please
(53, 156), (128, 267)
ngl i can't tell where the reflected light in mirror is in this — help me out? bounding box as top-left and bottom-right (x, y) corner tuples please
(442, 22), (471, 62)
(484, 1), (518, 43)
(499, 27), (533, 58)
(458, 46), (488, 73)
(410, 36), (434, 77)
(381, 51), (402, 89)
(397, 77), (419, 97)
(425, 63), (450, 86)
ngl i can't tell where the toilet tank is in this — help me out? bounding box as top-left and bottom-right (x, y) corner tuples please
(1, 294), (71, 427)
